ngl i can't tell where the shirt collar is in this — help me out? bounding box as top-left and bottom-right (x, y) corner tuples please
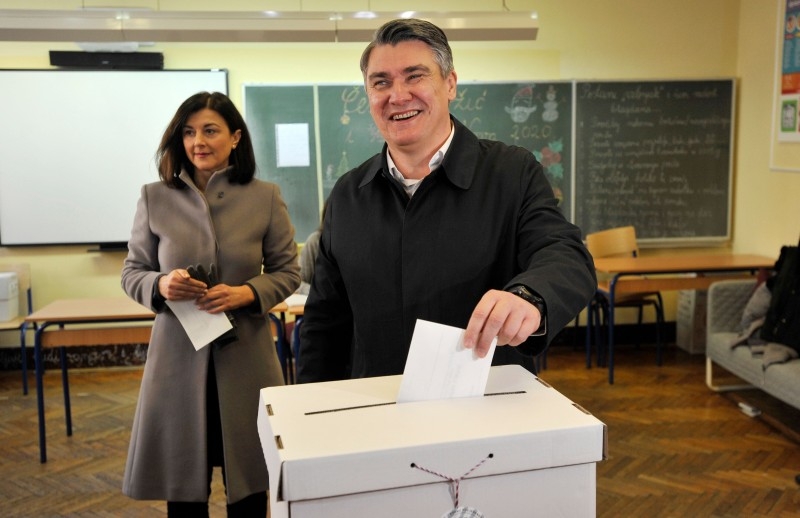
(359, 116), (477, 191)
(386, 123), (455, 184)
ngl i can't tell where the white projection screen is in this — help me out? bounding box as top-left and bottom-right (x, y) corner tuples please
(0, 69), (228, 247)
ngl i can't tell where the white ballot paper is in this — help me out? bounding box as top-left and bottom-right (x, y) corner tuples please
(166, 300), (233, 351)
(396, 319), (497, 403)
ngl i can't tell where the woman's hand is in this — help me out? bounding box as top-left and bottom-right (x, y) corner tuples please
(158, 269), (208, 301)
(196, 284), (256, 313)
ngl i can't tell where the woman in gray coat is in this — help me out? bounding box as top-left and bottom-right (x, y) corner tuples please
(121, 92), (300, 516)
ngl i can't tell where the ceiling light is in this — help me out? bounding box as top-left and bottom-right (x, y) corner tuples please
(0, 9), (538, 43)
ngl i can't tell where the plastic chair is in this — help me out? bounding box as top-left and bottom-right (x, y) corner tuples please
(584, 226), (665, 378)
(0, 263), (34, 394)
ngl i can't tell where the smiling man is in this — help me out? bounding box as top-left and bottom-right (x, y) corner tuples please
(296, 18), (596, 382)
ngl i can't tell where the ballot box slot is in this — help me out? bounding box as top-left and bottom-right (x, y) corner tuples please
(303, 391), (528, 416)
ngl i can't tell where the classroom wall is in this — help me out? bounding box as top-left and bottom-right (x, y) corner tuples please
(734, 0), (800, 253)
(1, 0), (798, 346)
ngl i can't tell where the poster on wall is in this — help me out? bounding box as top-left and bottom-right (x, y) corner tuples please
(779, 0), (800, 141)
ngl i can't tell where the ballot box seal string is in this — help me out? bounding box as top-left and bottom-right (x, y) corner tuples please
(410, 453), (493, 515)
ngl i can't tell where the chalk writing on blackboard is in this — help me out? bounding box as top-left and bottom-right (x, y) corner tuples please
(574, 80), (733, 241)
(450, 82), (573, 216)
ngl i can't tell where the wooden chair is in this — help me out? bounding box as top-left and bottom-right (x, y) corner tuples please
(0, 263), (33, 394)
(584, 226), (665, 374)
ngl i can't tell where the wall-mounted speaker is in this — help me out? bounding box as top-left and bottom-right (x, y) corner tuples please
(49, 51), (164, 70)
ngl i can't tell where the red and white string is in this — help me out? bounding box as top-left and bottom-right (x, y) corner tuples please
(410, 454), (493, 508)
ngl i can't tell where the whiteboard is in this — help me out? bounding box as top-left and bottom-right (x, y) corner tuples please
(0, 69), (228, 246)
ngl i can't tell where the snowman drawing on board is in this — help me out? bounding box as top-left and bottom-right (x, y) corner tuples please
(542, 85), (559, 123)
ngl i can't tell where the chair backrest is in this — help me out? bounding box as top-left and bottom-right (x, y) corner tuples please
(585, 226), (640, 259)
(0, 263), (32, 317)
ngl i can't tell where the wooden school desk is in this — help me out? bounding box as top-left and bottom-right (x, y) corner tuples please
(592, 253), (775, 384)
(27, 297), (291, 463)
(26, 297), (155, 463)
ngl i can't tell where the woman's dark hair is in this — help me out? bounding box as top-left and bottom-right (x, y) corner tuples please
(157, 91), (257, 188)
(359, 18), (454, 79)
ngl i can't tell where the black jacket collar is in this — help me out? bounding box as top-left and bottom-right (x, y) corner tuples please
(358, 116), (478, 191)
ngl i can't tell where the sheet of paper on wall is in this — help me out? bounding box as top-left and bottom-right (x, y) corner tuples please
(396, 319), (497, 403)
(166, 300), (233, 351)
(275, 123), (310, 167)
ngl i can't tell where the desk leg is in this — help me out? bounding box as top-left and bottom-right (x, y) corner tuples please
(292, 317), (303, 368)
(60, 347), (72, 436)
(34, 327), (47, 463)
(608, 281), (617, 385)
(21, 322), (29, 395)
(281, 313), (293, 385)
(585, 304), (592, 369)
(268, 313), (288, 384)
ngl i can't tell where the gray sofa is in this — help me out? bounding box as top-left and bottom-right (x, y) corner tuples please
(705, 278), (800, 410)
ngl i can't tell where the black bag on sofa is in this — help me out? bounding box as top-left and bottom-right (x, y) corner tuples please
(762, 243), (800, 352)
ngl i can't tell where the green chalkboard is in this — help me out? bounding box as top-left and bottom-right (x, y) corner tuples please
(317, 82), (572, 215)
(244, 84), (320, 241)
(244, 79), (734, 245)
(574, 80), (734, 242)
(317, 84), (383, 199)
(247, 81), (573, 240)
(451, 81), (573, 218)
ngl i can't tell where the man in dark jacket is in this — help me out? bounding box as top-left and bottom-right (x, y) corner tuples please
(297, 18), (596, 382)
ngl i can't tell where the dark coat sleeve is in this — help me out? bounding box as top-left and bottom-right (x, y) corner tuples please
(296, 196), (353, 383)
(502, 149), (597, 356)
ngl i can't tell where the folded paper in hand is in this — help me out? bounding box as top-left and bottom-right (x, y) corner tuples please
(166, 300), (233, 351)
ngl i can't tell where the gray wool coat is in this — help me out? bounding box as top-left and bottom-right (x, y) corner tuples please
(121, 170), (300, 504)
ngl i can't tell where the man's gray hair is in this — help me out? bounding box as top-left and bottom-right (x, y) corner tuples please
(360, 18), (454, 78)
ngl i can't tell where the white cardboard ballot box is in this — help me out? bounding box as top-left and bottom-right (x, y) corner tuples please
(0, 272), (19, 322)
(257, 365), (607, 518)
